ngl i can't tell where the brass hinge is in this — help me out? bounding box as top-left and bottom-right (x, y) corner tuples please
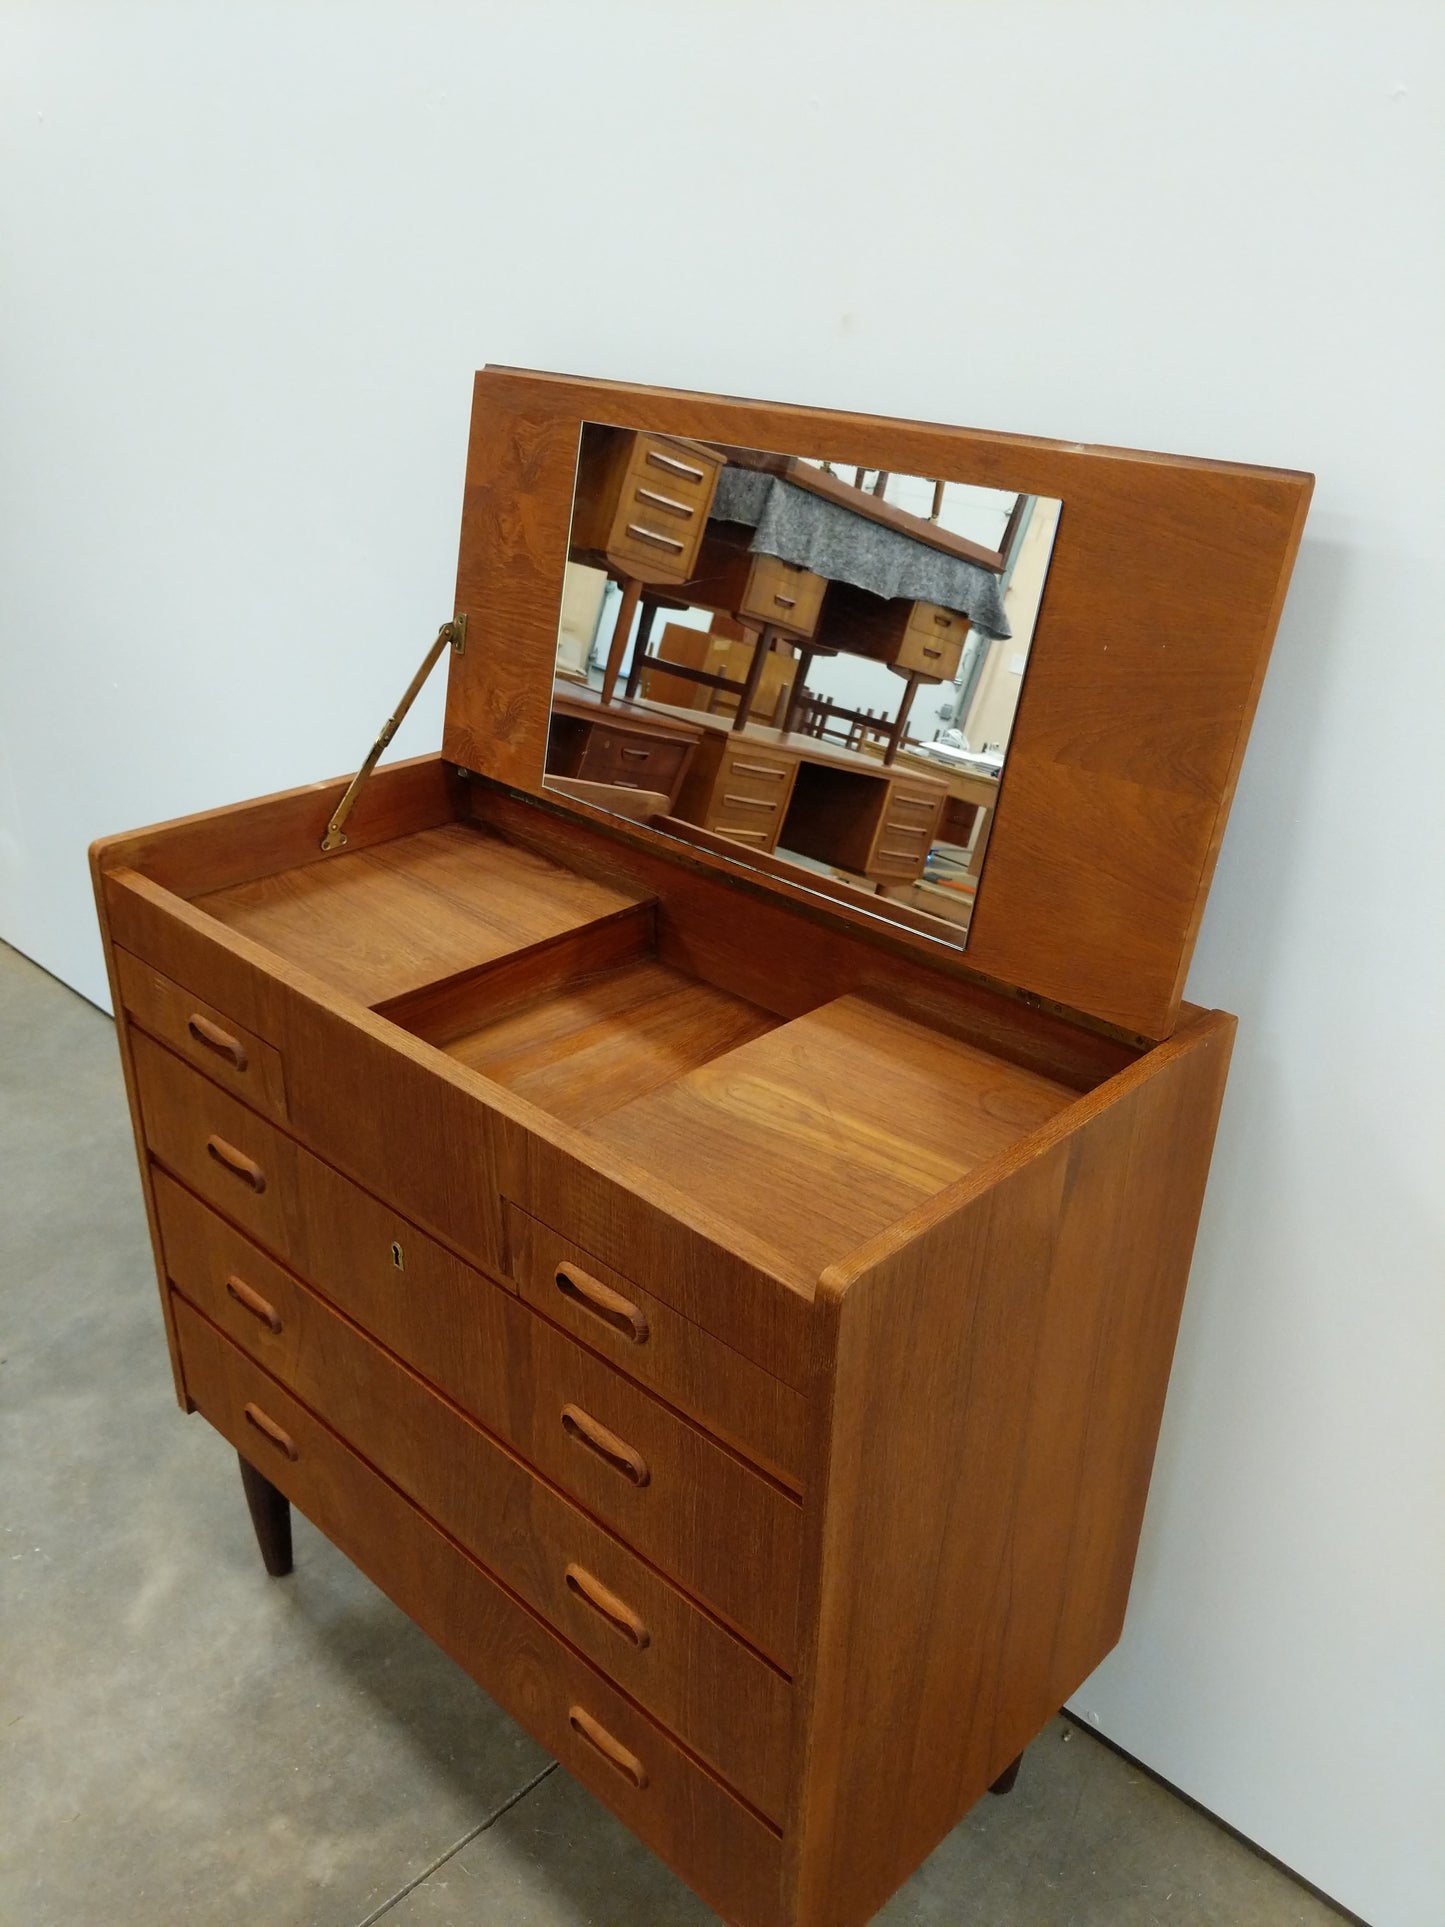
(320, 613), (468, 853)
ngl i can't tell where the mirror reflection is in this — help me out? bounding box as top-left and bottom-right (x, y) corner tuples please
(548, 423), (1061, 946)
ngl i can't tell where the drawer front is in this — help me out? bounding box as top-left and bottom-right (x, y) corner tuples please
(740, 555), (826, 638)
(866, 840), (929, 881)
(174, 1302), (783, 1927)
(868, 783), (946, 878)
(131, 1034), (802, 1666)
(607, 435), (722, 582)
(894, 604), (967, 679)
(708, 748), (797, 851)
(115, 947), (287, 1122)
(575, 728), (692, 803)
(505, 1202), (808, 1489)
(708, 789), (786, 845)
(718, 748), (798, 807)
(157, 1174), (792, 1818)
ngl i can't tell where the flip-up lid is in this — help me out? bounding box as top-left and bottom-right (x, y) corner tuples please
(444, 367), (1311, 1042)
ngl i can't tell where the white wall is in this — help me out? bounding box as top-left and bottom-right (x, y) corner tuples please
(2, 7), (1441, 1923)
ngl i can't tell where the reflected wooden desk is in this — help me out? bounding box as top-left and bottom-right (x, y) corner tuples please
(546, 684), (703, 811)
(629, 699), (949, 886)
(867, 746), (1000, 880)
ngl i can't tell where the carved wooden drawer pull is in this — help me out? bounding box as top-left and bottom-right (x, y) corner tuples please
(922, 646), (944, 659)
(721, 793), (777, 814)
(561, 1404), (651, 1487)
(771, 593), (797, 609)
(624, 523), (684, 553)
(225, 1274), (283, 1335)
(619, 747), (651, 763)
(205, 1134), (267, 1193)
(892, 794), (933, 813)
(932, 611), (953, 627)
(729, 762), (786, 780)
(243, 1401), (298, 1462)
(554, 1264), (650, 1345)
(565, 1562), (652, 1649)
(186, 1012), (248, 1071)
(568, 1704), (649, 1789)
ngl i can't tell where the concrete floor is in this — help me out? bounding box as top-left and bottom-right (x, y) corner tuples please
(0, 938), (1352, 1927)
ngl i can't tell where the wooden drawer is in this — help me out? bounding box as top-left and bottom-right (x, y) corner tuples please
(115, 946), (287, 1122)
(867, 783), (945, 879)
(893, 605), (967, 679)
(157, 1174), (792, 1818)
(130, 1033), (803, 1666)
(505, 1202), (808, 1489)
(708, 788), (787, 845)
(740, 554), (827, 637)
(174, 1301), (783, 1927)
(575, 727), (693, 803)
(607, 434), (722, 581)
(885, 786), (945, 829)
(718, 748), (798, 806)
(708, 747), (797, 851)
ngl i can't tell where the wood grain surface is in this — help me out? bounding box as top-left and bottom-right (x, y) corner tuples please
(785, 1008), (1235, 1927)
(444, 367), (1311, 1038)
(505, 1202), (809, 1488)
(103, 854), (820, 1380)
(196, 821), (647, 1006)
(176, 1301), (785, 1927)
(597, 993), (1076, 1278)
(130, 1031), (804, 1667)
(156, 1172), (793, 1819)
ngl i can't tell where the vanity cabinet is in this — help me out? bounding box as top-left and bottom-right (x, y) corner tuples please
(93, 368), (1311, 1927)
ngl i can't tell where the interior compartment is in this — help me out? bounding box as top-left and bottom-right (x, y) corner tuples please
(594, 992), (1076, 1275)
(177, 778), (1133, 1284)
(194, 821), (651, 1006)
(377, 902), (780, 1128)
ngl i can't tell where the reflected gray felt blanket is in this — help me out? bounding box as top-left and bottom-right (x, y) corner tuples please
(712, 469), (1012, 639)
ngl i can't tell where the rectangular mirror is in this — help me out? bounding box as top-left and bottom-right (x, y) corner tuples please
(545, 422), (1061, 947)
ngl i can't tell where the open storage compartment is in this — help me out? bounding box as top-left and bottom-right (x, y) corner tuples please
(179, 774), (1130, 1288)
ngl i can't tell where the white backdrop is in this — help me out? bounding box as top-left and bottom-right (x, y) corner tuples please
(3, 7), (1442, 1923)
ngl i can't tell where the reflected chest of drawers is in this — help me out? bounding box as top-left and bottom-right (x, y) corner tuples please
(94, 368), (1310, 1927)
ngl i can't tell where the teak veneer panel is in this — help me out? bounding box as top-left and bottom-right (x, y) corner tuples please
(785, 1009), (1234, 1927)
(155, 1173), (793, 1820)
(435, 956), (780, 1127)
(175, 1304), (784, 1927)
(445, 367), (1311, 1039)
(130, 1030), (804, 1668)
(597, 994), (1076, 1279)
(196, 821), (648, 1006)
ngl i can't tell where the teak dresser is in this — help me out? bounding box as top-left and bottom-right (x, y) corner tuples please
(92, 369), (1312, 1926)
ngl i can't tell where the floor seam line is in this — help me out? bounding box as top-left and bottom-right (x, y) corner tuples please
(351, 1760), (560, 1927)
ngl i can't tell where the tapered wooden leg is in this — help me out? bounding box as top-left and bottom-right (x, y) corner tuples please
(624, 596), (660, 700)
(988, 1751), (1023, 1796)
(238, 1451), (293, 1577)
(731, 624), (776, 732)
(601, 576), (642, 707)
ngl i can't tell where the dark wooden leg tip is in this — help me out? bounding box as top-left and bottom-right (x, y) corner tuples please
(238, 1451), (293, 1577)
(988, 1752), (1023, 1797)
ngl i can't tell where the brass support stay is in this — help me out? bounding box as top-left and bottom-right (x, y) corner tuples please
(320, 613), (468, 853)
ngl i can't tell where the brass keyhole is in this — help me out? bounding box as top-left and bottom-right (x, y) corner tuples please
(390, 1241), (404, 1271)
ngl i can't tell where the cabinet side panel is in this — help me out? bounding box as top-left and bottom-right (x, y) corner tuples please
(87, 843), (191, 1408)
(788, 1012), (1234, 1927)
